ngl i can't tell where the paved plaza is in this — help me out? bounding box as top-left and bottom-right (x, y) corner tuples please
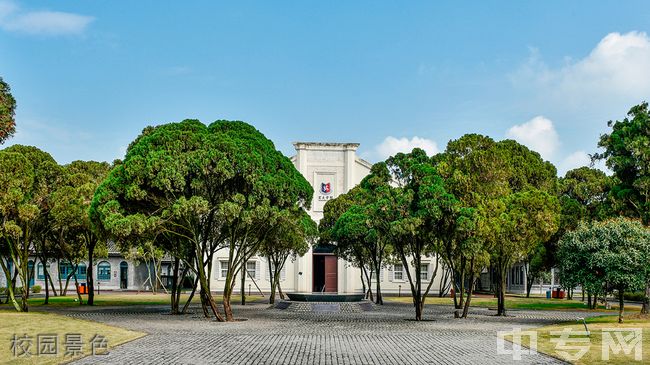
(40, 300), (609, 365)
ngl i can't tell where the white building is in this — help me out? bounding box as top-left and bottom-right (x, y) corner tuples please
(209, 142), (447, 295)
(0, 242), (153, 292)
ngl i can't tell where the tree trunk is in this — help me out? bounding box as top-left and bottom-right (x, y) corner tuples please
(240, 262), (246, 306)
(19, 257), (30, 312)
(618, 289), (625, 323)
(44, 261), (50, 304)
(413, 294), (423, 321)
(87, 242), (95, 305)
(170, 257), (180, 314)
(278, 282), (285, 300)
(223, 283), (234, 321)
(73, 272), (83, 305)
(46, 269), (57, 297)
(375, 266), (383, 305)
(497, 266), (507, 316)
(359, 268), (366, 299)
(641, 282), (650, 315)
(86, 243), (95, 305)
(0, 259), (21, 311)
(181, 275), (199, 314)
(196, 252), (224, 321)
(462, 276), (477, 318)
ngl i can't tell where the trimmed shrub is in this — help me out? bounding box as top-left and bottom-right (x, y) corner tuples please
(623, 291), (646, 302)
(31, 285), (41, 294)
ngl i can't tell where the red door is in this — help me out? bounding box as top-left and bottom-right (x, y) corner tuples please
(324, 256), (338, 293)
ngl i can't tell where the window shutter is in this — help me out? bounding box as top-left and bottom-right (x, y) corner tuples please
(255, 260), (261, 280)
(280, 265), (286, 281)
(388, 265), (394, 282)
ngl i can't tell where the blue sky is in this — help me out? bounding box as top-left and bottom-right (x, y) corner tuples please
(2, 1), (650, 174)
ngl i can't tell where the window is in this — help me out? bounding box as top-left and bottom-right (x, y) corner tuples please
(59, 262), (72, 279)
(59, 262), (86, 280)
(37, 263), (49, 280)
(77, 264), (87, 280)
(98, 261), (111, 281)
(392, 264), (404, 281)
(220, 261), (229, 279)
(420, 264), (429, 281)
(246, 261), (257, 280)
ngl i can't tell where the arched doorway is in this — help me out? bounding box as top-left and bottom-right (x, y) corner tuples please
(119, 261), (128, 289)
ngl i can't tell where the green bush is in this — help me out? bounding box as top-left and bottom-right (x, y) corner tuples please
(623, 291), (646, 302)
(31, 285), (41, 294)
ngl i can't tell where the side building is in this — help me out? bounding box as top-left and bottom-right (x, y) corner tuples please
(0, 242), (158, 292)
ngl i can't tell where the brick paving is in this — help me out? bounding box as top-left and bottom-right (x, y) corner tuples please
(45, 301), (607, 365)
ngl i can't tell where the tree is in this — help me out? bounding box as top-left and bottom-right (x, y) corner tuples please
(63, 161), (111, 305)
(323, 167), (395, 305)
(485, 189), (559, 315)
(438, 135), (559, 316)
(91, 120), (312, 322)
(0, 145), (60, 311)
(556, 167), (612, 303)
(0, 77), (16, 144)
(523, 244), (546, 298)
(260, 208), (315, 304)
(320, 188), (374, 299)
(385, 148), (455, 320)
(557, 218), (650, 323)
(210, 121), (312, 320)
(595, 102), (650, 313)
(484, 140), (559, 316)
(435, 134), (498, 318)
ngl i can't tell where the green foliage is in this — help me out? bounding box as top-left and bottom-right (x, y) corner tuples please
(31, 285), (41, 294)
(438, 134), (560, 315)
(596, 102), (650, 224)
(91, 119), (312, 320)
(0, 77), (16, 144)
(557, 218), (650, 321)
(0, 145), (60, 311)
(260, 208), (315, 303)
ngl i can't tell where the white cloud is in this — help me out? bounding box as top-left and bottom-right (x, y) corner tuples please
(511, 31), (650, 106)
(372, 136), (439, 161)
(557, 150), (591, 175)
(506, 116), (559, 160)
(0, 1), (93, 36)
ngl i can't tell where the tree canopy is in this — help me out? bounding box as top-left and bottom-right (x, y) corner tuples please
(0, 145), (60, 311)
(0, 77), (16, 144)
(558, 218), (650, 323)
(90, 119), (313, 321)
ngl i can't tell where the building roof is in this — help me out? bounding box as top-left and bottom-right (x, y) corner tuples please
(292, 142), (360, 149)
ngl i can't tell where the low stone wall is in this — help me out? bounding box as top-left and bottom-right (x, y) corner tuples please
(273, 300), (374, 313)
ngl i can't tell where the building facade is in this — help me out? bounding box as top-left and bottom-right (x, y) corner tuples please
(0, 244), (153, 292)
(4, 142), (556, 297)
(209, 142), (447, 295)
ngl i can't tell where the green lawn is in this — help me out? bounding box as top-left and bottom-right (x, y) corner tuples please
(504, 314), (650, 364)
(385, 294), (639, 312)
(0, 293), (266, 308)
(0, 310), (144, 365)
